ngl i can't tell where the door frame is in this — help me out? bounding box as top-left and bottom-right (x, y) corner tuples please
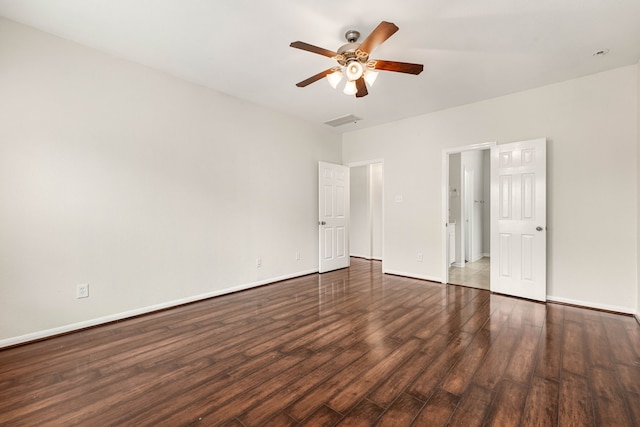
(441, 142), (496, 285)
(347, 159), (385, 270)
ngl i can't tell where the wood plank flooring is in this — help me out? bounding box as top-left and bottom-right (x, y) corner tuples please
(1, 258), (639, 426)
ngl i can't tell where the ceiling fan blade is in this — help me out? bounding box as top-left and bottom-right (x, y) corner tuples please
(355, 78), (368, 98)
(357, 21), (399, 55)
(295, 68), (335, 87)
(290, 41), (339, 59)
(370, 60), (424, 75)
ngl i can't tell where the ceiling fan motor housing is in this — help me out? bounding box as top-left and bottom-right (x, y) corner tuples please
(336, 29), (370, 68)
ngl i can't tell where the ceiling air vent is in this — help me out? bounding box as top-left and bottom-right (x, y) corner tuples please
(324, 114), (362, 127)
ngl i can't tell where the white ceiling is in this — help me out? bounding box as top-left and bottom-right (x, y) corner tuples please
(1, 0), (639, 133)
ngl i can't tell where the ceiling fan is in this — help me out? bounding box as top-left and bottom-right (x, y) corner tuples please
(290, 21), (423, 98)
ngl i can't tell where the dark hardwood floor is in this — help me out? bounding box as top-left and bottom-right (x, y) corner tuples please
(1, 258), (639, 426)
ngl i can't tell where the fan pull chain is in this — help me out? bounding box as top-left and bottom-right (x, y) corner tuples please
(353, 96), (359, 124)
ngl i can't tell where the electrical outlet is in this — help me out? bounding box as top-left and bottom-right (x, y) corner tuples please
(256, 258), (262, 268)
(295, 252), (300, 260)
(417, 253), (423, 262)
(77, 283), (89, 299)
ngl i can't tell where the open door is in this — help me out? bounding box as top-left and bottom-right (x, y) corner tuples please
(319, 162), (350, 273)
(490, 138), (546, 301)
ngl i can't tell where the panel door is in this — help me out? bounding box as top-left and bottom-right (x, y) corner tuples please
(490, 139), (546, 301)
(319, 162), (350, 273)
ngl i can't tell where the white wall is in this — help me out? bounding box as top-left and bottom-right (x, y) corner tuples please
(448, 153), (462, 265)
(344, 65), (638, 313)
(461, 150), (484, 262)
(0, 18), (342, 345)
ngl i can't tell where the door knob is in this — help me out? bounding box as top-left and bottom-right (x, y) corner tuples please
(319, 221), (326, 225)
(536, 226), (544, 231)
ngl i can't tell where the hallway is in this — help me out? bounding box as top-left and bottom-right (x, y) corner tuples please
(448, 257), (490, 290)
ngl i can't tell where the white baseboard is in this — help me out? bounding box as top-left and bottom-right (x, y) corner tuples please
(0, 269), (318, 349)
(546, 295), (635, 315)
(6, 270), (632, 349)
(350, 254), (382, 261)
(383, 269), (442, 284)
(452, 262), (465, 268)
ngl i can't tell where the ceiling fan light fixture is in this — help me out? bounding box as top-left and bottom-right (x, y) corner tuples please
(326, 69), (343, 88)
(343, 80), (357, 95)
(346, 61), (363, 81)
(364, 69), (378, 86)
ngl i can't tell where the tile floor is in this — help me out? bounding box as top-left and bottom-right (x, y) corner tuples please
(448, 257), (490, 290)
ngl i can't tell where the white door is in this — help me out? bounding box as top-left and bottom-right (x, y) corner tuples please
(319, 162), (350, 273)
(490, 138), (546, 301)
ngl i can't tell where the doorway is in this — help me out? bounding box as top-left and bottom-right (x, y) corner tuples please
(442, 143), (494, 290)
(349, 162), (383, 262)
